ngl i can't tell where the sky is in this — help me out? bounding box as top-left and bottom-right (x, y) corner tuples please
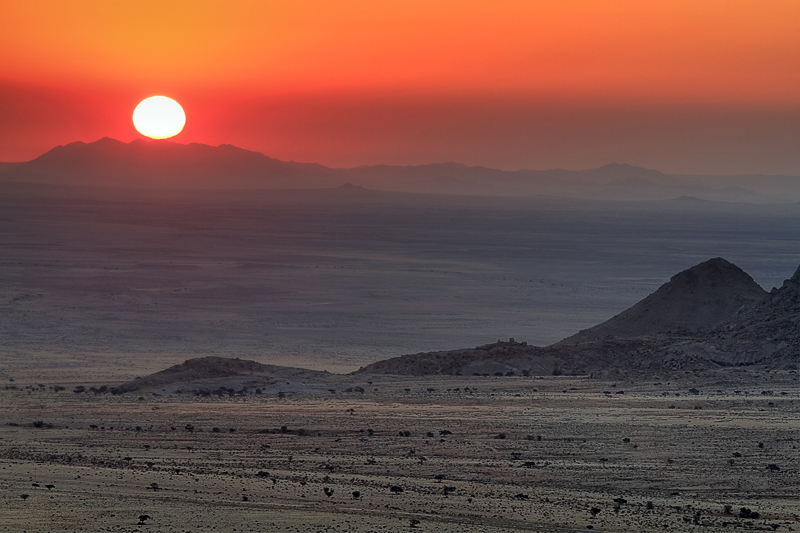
(1, 0), (799, 175)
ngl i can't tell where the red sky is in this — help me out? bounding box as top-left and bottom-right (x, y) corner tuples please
(1, 1), (799, 174)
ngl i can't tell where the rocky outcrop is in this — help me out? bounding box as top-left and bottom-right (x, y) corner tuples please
(355, 258), (798, 376)
(113, 356), (336, 394)
(558, 258), (766, 345)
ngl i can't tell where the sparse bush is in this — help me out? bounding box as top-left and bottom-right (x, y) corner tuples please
(739, 507), (760, 519)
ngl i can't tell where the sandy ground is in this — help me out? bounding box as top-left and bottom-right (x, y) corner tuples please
(2, 372), (798, 532)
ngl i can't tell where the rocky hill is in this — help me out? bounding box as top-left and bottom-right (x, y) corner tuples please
(558, 258), (766, 344)
(709, 264), (800, 362)
(354, 258), (799, 376)
(112, 356), (339, 395)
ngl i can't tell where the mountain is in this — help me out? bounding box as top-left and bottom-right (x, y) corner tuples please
(557, 258), (767, 344)
(0, 137), (340, 189)
(353, 258), (799, 376)
(3, 137), (799, 201)
(710, 264), (800, 363)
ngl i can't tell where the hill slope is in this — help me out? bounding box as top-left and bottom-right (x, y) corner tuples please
(558, 258), (767, 345)
(354, 258), (797, 376)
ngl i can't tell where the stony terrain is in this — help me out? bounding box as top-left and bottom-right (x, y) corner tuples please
(2, 372), (798, 533)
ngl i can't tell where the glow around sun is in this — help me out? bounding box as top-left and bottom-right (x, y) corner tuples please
(133, 96), (185, 139)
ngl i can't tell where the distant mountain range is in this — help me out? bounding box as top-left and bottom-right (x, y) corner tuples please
(2, 137), (800, 202)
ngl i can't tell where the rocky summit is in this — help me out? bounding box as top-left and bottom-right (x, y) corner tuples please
(558, 257), (767, 345)
(354, 258), (799, 376)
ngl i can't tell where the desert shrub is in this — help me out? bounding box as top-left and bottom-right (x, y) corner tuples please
(739, 507), (760, 519)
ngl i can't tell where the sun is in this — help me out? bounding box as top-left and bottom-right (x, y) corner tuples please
(132, 96), (185, 139)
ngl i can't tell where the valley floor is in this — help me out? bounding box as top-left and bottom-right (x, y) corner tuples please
(1, 372), (798, 532)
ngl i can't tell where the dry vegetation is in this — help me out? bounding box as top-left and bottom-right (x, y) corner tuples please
(2, 371), (798, 532)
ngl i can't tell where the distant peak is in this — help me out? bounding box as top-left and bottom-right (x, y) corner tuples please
(94, 137), (127, 146)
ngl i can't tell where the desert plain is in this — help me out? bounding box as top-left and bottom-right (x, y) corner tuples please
(2, 368), (798, 533)
(1, 182), (799, 532)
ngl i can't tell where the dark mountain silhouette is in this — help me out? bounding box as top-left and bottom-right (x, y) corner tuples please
(353, 258), (799, 376)
(2, 137), (798, 201)
(558, 258), (767, 345)
(0, 137), (339, 189)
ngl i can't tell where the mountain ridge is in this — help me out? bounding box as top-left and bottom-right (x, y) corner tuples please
(2, 137), (799, 201)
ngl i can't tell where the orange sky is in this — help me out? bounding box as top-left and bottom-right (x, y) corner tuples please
(1, 1), (799, 174)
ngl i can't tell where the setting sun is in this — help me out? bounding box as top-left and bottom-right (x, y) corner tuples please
(132, 96), (185, 139)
